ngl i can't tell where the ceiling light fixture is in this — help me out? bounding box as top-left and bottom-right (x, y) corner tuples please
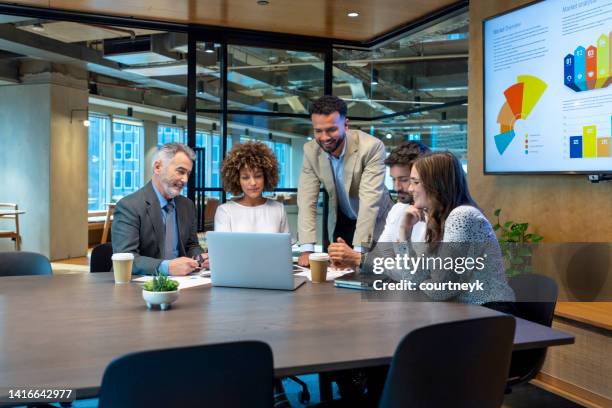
(31, 23), (45, 32)
(371, 68), (379, 85)
(204, 43), (215, 54)
(257, 0), (270, 5)
(385, 133), (392, 140)
(83, 119), (91, 127)
(347, 12), (359, 17)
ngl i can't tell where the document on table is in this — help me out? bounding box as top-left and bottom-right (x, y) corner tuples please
(133, 274), (211, 289)
(293, 265), (353, 282)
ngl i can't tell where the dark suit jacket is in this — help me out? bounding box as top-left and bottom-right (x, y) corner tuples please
(111, 181), (204, 275)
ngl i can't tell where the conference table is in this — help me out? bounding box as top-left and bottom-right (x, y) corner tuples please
(0, 273), (574, 404)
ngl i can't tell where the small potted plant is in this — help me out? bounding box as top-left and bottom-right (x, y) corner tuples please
(493, 208), (544, 277)
(142, 272), (180, 311)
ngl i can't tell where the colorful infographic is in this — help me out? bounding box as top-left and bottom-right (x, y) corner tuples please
(484, 0), (612, 173)
(494, 75), (547, 155)
(564, 33), (611, 92)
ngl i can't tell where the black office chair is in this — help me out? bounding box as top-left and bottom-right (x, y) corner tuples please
(90, 243), (113, 273)
(98, 341), (274, 408)
(0, 251), (52, 276)
(506, 273), (558, 388)
(379, 315), (516, 408)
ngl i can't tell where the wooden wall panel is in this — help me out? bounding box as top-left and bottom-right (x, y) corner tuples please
(467, 0), (612, 243)
(541, 318), (612, 404)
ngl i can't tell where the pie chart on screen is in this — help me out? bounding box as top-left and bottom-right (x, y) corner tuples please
(494, 75), (547, 155)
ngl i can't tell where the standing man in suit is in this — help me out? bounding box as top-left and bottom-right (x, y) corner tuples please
(297, 95), (393, 267)
(112, 143), (208, 275)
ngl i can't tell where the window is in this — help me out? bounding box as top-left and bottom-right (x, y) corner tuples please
(124, 170), (133, 189)
(158, 125), (185, 145)
(124, 142), (133, 160)
(87, 114), (144, 211)
(113, 142), (122, 160)
(112, 119), (144, 202)
(87, 115), (110, 211)
(195, 129), (222, 200)
(274, 142), (291, 188)
(113, 170), (122, 189)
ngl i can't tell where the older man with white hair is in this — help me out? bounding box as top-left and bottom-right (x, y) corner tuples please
(112, 142), (208, 275)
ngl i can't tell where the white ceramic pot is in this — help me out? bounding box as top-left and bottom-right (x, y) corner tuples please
(142, 289), (179, 311)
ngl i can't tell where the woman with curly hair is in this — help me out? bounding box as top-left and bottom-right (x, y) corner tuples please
(214, 141), (289, 233)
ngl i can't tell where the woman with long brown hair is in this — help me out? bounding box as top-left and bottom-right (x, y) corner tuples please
(398, 151), (514, 304)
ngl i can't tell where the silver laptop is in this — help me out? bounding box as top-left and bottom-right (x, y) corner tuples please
(207, 232), (307, 290)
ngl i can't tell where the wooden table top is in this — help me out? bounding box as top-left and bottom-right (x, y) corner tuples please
(0, 273), (574, 400)
(555, 302), (612, 331)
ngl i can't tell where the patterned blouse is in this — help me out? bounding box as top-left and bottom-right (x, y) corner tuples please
(390, 205), (515, 304)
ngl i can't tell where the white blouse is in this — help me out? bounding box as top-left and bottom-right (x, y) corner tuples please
(378, 202), (426, 243)
(214, 199), (289, 233)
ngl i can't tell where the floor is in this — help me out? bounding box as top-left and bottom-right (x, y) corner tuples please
(51, 254), (89, 274)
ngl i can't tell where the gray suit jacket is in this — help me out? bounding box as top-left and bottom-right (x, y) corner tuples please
(297, 129), (393, 249)
(111, 181), (204, 275)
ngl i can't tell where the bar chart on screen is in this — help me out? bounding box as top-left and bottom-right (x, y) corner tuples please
(564, 115), (612, 160)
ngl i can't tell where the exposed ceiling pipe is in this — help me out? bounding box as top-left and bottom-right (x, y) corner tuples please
(88, 24), (137, 40)
(225, 53), (468, 71)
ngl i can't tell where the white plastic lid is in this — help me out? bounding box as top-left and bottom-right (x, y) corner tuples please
(111, 253), (134, 261)
(309, 252), (330, 261)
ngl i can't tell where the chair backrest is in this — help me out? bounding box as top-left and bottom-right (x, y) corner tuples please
(90, 243), (114, 273)
(100, 204), (116, 244)
(0, 251), (52, 276)
(0, 202), (18, 212)
(379, 315), (516, 408)
(0, 203), (21, 241)
(98, 341), (274, 408)
(506, 273), (558, 386)
(204, 197), (220, 229)
(509, 273), (558, 326)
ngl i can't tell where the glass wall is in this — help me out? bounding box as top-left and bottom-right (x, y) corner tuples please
(88, 115), (144, 210)
(111, 119), (144, 202)
(333, 11), (469, 164)
(87, 115), (110, 211)
(0, 7), (468, 239)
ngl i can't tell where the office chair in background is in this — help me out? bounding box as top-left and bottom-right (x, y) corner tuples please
(0, 251), (52, 276)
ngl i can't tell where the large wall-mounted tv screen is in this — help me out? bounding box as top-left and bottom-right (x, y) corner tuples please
(484, 0), (612, 174)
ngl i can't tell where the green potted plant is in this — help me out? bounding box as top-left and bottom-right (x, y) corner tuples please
(492, 208), (544, 277)
(142, 272), (180, 311)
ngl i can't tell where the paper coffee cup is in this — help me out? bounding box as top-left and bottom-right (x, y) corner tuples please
(112, 253), (134, 284)
(309, 253), (330, 283)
